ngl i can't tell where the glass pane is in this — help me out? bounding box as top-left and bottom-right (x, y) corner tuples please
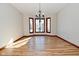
(47, 18), (51, 33)
(48, 19), (50, 32)
(30, 19), (33, 32)
(36, 19), (40, 32)
(40, 19), (44, 32)
(36, 18), (44, 32)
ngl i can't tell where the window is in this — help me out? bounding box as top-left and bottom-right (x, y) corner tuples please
(29, 17), (51, 33)
(46, 17), (51, 33)
(35, 18), (45, 33)
(29, 18), (34, 33)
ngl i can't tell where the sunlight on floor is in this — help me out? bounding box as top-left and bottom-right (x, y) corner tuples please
(5, 37), (32, 48)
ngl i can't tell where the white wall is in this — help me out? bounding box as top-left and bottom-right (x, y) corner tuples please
(23, 15), (57, 36)
(0, 4), (24, 48)
(57, 4), (79, 46)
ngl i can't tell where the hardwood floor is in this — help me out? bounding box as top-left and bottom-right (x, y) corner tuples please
(0, 36), (79, 56)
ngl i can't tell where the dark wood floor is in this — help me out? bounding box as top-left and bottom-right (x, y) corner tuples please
(0, 36), (79, 56)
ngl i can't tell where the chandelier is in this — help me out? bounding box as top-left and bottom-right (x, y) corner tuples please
(35, 3), (45, 18)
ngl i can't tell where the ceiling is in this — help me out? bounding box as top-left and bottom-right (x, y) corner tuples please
(11, 3), (67, 17)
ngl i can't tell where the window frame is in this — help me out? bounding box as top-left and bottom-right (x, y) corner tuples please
(35, 18), (45, 33)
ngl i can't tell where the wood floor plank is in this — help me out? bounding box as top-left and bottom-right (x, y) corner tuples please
(0, 36), (79, 56)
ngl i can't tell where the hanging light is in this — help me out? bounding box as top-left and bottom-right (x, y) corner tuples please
(35, 3), (45, 18)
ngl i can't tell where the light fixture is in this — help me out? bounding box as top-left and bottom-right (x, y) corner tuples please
(35, 3), (45, 18)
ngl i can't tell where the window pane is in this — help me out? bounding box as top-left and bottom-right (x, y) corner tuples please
(40, 19), (44, 32)
(35, 18), (45, 32)
(48, 19), (50, 32)
(29, 18), (33, 33)
(46, 18), (51, 33)
(36, 19), (40, 32)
